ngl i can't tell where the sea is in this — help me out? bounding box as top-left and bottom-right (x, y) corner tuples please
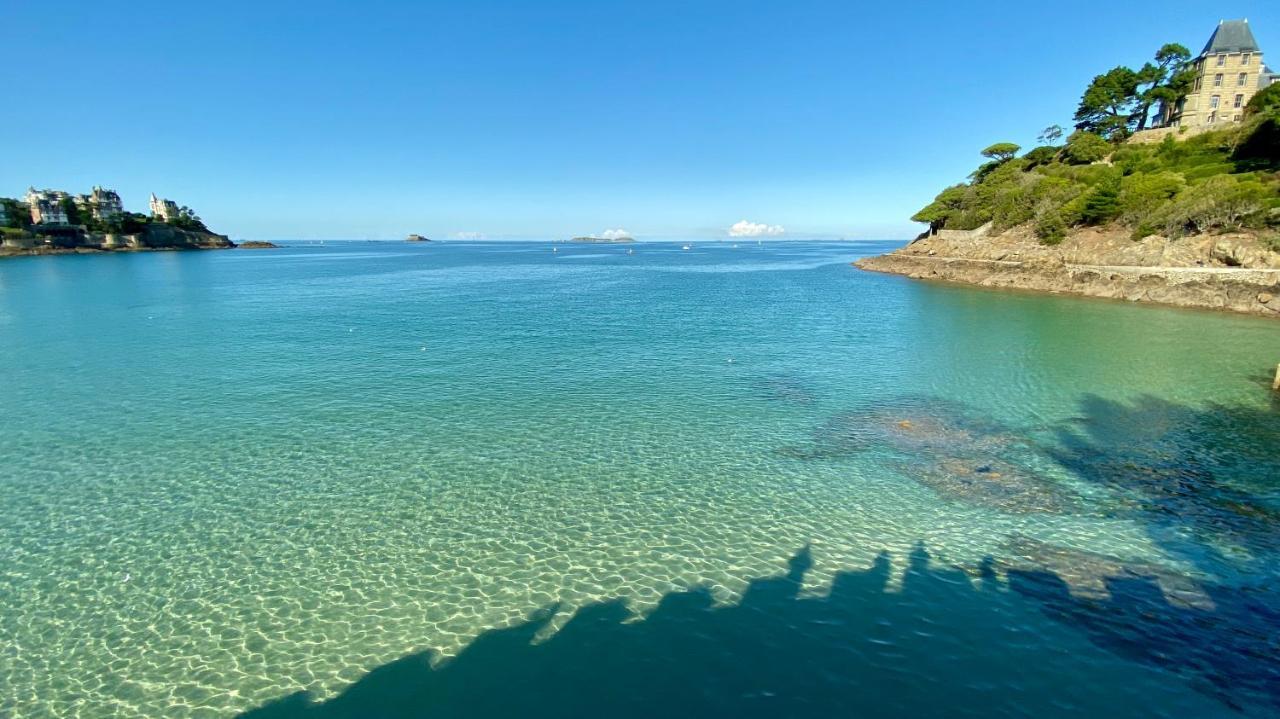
(1, 240), (1278, 717)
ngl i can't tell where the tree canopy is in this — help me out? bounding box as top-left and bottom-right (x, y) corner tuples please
(1073, 43), (1194, 140)
(1037, 125), (1064, 145)
(1063, 131), (1111, 164)
(980, 143), (1022, 162)
(1074, 67), (1140, 139)
(908, 38), (1279, 246)
(910, 117), (1280, 244)
(1245, 84), (1280, 118)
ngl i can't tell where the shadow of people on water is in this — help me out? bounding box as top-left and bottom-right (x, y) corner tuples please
(239, 543), (1279, 719)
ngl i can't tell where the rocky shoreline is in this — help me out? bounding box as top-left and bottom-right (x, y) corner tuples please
(1, 227), (237, 258)
(855, 225), (1280, 318)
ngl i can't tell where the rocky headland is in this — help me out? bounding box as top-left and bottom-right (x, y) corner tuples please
(2, 185), (238, 258)
(856, 225), (1280, 317)
(1, 225), (235, 258)
(852, 28), (1280, 319)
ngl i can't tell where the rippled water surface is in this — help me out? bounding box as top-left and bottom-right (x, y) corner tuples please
(2, 241), (1278, 717)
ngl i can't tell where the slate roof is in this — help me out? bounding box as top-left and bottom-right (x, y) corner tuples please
(1202, 19), (1260, 55)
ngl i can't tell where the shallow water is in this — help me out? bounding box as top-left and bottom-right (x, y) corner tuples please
(1, 241), (1278, 717)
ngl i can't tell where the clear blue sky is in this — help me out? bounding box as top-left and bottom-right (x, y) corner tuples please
(4, 1), (1276, 240)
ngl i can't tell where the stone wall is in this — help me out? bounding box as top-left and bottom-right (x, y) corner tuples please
(1127, 125), (1213, 144)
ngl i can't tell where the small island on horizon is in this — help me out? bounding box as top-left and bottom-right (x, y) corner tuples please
(571, 235), (635, 243)
(1, 186), (236, 257)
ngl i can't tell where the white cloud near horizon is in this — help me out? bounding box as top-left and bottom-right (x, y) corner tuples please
(454, 231), (486, 240)
(600, 228), (632, 239)
(728, 220), (785, 237)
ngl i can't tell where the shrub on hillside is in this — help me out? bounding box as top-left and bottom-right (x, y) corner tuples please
(1063, 131), (1111, 164)
(911, 127), (1279, 240)
(1022, 146), (1060, 168)
(1078, 175), (1122, 224)
(1232, 118), (1280, 172)
(1244, 83), (1280, 118)
(1118, 171), (1186, 224)
(1148, 175), (1271, 237)
(1035, 211), (1067, 245)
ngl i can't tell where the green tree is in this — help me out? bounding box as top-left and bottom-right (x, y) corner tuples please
(980, 142), (1021, 162)
(1150, 175), (1271, 236)
(1074, 66), (1140, 139)
(1117, 171), (1185, 224)
(911, 184), (968, 230)
(1245, 83), (1280, 118)
(1022, 146), (1060, 168)
(1232, 117), (1280, 172)
(118, 212), (151, 234)
(1132, 44), (1193, 131)
(0, 199), (27, 229)
(1079, 175), (1122, 224)
(1063, 130), (1111, 164)
(1037, 125), (1065, 145)
(59, 198), (83, 226)
(1036, 211), (1067, 245)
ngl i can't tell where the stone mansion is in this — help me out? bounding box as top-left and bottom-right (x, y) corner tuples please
(1159, 19), (1277, 128)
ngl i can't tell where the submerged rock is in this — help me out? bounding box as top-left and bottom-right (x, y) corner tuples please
(910, 457), (1074, 514)
(781, 397), (1076, 513)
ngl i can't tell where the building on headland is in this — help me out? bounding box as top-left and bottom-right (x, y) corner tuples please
(149, 193), (180, 221)
(24, 188), (71, 225)
(73, 186), (125, 221)
(1159, 19), (1276, 129)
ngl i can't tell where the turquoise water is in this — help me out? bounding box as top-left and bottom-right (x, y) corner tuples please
(1, 241), (1279, 717)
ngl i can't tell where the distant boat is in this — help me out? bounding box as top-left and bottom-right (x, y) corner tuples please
(405, 234), (431, 242)
(627, 248), (634, 255)
(682, 245), (691, 251)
